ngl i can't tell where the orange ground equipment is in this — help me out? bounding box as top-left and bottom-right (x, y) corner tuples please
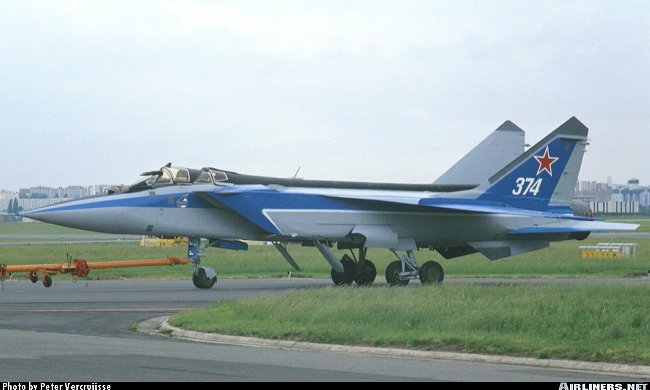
(1, 256), (189, 287)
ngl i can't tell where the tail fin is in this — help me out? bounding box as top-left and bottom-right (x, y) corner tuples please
(477, 117), (588, 211)
(434, 120), (525, 185)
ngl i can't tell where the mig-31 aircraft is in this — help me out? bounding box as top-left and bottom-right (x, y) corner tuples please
(23, 117), (638, 288)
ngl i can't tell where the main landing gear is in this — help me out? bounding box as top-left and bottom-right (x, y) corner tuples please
(326, 246), (444, 287)
(384, 250), (444, 286)
(330, 248), (377, 287)
(188, 237), (217, 289)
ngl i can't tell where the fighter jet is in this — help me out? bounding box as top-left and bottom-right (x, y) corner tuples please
(23, 117), (637, 288)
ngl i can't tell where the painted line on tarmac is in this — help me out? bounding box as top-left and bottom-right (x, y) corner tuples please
(141, 316), (650, 378)
(1, 307), (193, 313)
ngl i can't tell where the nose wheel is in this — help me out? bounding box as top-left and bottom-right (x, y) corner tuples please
(192, 267), (217, 289)
(188, 237), (217, 289)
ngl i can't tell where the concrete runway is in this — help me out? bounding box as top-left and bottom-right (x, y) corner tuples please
(0, 278), (648, 382)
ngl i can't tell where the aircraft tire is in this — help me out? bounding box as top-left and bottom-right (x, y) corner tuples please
(419, 261), (444, 285)
(193, 268), (217, 289)
(30, 272), (38, 283)
(331, 257), (356, 286)
(355, 260), (376, 286)
(385, 261), (409, 286)
(42, 275), (52, 288)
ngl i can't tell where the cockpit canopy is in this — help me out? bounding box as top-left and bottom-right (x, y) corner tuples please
(194, 168), (229, 184)
(123, 165), (231, 193)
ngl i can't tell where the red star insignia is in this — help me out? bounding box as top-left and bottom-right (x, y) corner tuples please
(534, 146), (559, 176)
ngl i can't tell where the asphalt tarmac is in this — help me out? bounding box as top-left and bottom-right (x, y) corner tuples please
(0, 278), (648, 382)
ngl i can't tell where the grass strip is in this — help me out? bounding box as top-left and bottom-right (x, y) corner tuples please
(170, 284), (650, 365)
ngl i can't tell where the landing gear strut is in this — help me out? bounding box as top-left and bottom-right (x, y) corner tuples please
(329, 247), (377, 287)
(385, 250), (444, 286)
(188, 237), (217, 289)
(319, 241), (444, 287)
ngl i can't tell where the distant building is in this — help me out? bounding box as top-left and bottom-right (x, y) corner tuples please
(590, 201), (639, 214)
(0, 190), (18, 199)
(18, 185), (92, 200)
(65, 185), (87, 198)
(612, 178), (649, 207)
(575, 178), (647, 214)
(574, 180), (612, 203)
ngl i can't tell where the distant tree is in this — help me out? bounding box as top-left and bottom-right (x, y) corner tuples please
(9, 198), (19, 214)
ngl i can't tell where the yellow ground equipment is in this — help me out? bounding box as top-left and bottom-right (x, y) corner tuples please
(140, 235), (189, 247)
(1, 256), (189, 287)
(579, 242), (637, 259)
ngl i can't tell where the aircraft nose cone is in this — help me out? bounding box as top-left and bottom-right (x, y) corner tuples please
(19, 199), (102, 229)
(20, 204), (69, 225)
(19, 209), (35, 219)
(19, 196), (132, 234)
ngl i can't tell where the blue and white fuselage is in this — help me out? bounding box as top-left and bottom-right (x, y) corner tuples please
(23, 117), (638, 288)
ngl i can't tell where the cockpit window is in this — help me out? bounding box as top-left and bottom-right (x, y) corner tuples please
(193, 169), (229, 184)
(170, 168), (191, 183)
(212, 170), (228, 182)
(125, 174), (159, 193)
(195, 171), (213, 184)
(157, 169), (173, 184)
(125, 165), (212, 192)
(145, 175), (157, 186)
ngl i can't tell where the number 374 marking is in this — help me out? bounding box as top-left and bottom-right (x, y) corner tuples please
(512, 177), (542, 196)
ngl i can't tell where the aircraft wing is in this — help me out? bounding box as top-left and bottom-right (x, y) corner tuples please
(198, 186), (638, 241)
(318, 191), (561, 217)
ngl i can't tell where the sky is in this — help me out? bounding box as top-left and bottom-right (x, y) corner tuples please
(2, 0), (649, 190)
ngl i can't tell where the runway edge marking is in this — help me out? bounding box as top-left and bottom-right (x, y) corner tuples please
(139, 315), (650, 378)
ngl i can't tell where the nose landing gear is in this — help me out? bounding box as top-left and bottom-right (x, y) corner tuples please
(188, 237), (217, 289)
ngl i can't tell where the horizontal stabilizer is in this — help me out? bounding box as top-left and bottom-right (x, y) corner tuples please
(510, 220), (640, 234)
(417, 200), (548, 216)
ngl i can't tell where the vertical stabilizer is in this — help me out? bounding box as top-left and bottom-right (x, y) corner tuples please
(477, 117), (588, 211)
(434, 121), (525, 185)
